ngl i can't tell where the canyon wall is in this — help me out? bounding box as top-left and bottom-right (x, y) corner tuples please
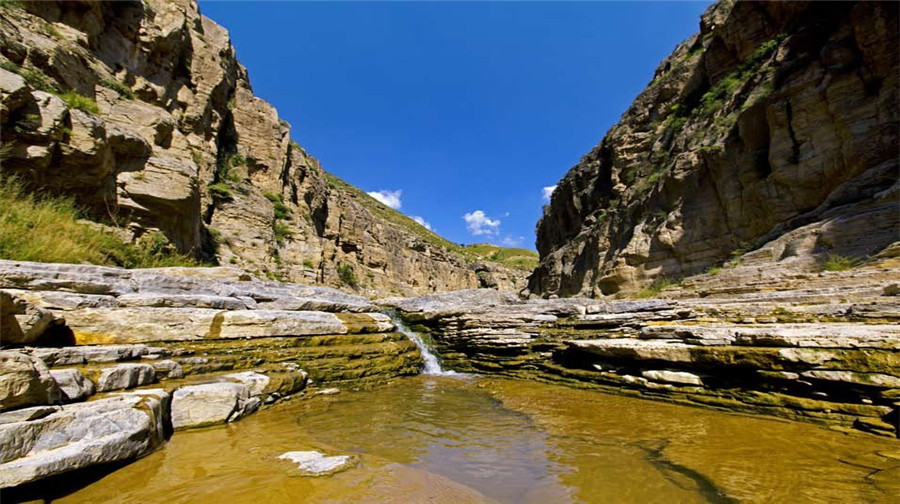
(530, 0), (898, 297)
(0, 0), (527, 297)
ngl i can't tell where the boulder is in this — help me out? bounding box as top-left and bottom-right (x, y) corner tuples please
(170, 382), (256, 430)
(151, 359), (184, 380)
(0, 290), (63, 346)
(0, 351), (61, 411)
(0, 390), (170, 488)
(92, 363), (157, 392)
(49, 368), (96, 402)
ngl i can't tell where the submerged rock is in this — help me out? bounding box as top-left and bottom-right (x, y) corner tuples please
(278, 450), (357, 476)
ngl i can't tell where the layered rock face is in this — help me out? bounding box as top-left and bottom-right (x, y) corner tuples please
(530, 0), (899, 297)
(0, 259), (424, 489)
(0, 0), (526, 297)
(391, 254), (900, 437)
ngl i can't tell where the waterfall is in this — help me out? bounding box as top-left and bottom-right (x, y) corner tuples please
(387, 311), (456, 376)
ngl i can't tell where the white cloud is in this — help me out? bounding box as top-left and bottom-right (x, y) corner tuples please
(411, 215), (432, 231)
(463, 210), (501, 236)
(542, 185), (557, 203)
(500, 235), (524, 247)
(367, 189), (402, 210)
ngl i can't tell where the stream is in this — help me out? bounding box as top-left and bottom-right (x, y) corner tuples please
(55, 375), (897, 503)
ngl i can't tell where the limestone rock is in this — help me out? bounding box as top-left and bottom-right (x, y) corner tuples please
(31, 344), (168, 366)
(0, 290), (63, 346)
(0, 390), (169, 488)
(170, 382), (255, 430)
(0, 351), (61, 411)
(92, 363), (157, 392)
(49, 368), (95, 402)
(151, 359), (184, 380)
(530, 1), (899, 297)
(278, 450), (357, 476)
(641, 370), (704, 386)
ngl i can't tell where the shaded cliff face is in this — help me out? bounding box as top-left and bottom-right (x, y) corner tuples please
(0, 0), (528, 296)
(530, 0), (899, 298)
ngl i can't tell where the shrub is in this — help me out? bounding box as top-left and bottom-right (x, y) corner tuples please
(60, 91), (99, 114)
(302, 260), (314, 268)
(821, 254), (859, 272)
(272, 221), (291, 246)
(337, 264), (358, 288)
(264, 192), (290, 220)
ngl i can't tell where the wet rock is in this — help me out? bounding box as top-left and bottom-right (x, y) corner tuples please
(49, 368), (95, 402)
(0, 351), (61, 411)
(278, 450), (357, 476)
(0, 390), (169, 488)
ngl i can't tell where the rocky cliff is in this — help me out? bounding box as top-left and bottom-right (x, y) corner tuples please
(0, 0), (527, 297)
(530, 0), (899, 297)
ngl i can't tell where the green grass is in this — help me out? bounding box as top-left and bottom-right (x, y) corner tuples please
(0, 180), (200, 268)
(99, 78), (134, 99)
(635, 276), (680, 299)
(463, 243), (539, 271)
(821, 254), (860, 272)
(207, 182), (233, 202)
(0, 61), (59, 93)
(42, 23), (63, 40)
(60, 91), (99, 114)
(272, 221), (291, 246)
(264, 192), (290, 220)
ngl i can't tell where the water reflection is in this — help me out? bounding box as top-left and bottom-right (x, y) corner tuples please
(55, 376), (898, 504)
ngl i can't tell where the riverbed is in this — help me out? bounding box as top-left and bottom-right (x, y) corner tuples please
(56, 376), (897, 503)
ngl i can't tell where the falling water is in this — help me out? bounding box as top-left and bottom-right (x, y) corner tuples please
(387, 311), (456, 375)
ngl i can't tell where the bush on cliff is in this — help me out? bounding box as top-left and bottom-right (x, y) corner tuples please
(0, 180), (200, 268)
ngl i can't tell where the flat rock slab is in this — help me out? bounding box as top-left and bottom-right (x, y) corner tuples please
(0, 389), (169, 488)
(641, 323), (900, 349)
(31, 344), (168, 366)
(568, 339), (695, 363)
(61, 308), (389, 344)
(278, 450), (357, 476)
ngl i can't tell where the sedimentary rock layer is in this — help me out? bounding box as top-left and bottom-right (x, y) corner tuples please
(0, 260), (423, 489)
(531, 0), (899, 297)
(391, 257), (900, 437)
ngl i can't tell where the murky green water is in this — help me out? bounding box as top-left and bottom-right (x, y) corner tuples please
(57, 376), (898, 503)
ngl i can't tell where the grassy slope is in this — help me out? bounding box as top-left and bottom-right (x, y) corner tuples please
(324, 172), (537, 271)
(0, 181), (200, 268)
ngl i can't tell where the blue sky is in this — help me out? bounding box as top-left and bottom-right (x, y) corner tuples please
(199, 1), (712, 250)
